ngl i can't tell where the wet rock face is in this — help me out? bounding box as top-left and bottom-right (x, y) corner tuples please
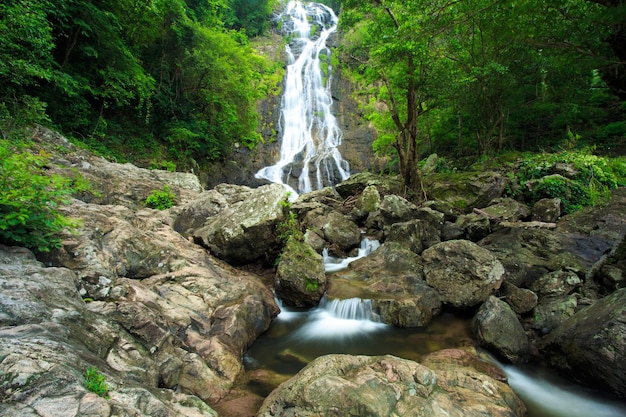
(472, 296), (530, 364)
(275, 237), (326, 307)
(422, 240), (505, 308)
(541, 288), (626, 398)
(257, 352), (526, 417)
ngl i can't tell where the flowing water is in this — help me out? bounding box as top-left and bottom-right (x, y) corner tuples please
(245, 298), (626, 417)
(255, 1), (350, 194)
(249, 2), (626, 415)
(245, 241), (626, 416)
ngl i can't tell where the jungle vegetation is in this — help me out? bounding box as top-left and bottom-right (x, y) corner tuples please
(1, 0), (626, 251)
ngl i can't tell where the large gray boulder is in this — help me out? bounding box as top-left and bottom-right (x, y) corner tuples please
(297, 202), (362, 255)
(29, 198), (280, 405)
(423, 171), (507, 211)
(479, 228), (592, 288)
(0, 245), (219, 417)
(257, 352), (526, 417)
(473, 296), (530, 363)
(384, 207), (444, 254)
(541, 288), (626, 398)
(192, 183), (290, 264)
(275, 237), (326, 307)
(423, 240), (504, 308)
(334, 172), (403, 198)
(328, 242), (441, 327)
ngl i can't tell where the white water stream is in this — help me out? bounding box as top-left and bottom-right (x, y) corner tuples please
(323, 237), (380, 272)
(255, 1), (350, 194)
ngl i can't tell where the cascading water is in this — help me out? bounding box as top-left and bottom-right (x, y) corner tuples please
(323, 237), (380, 272)
(255, 1), (350, 194)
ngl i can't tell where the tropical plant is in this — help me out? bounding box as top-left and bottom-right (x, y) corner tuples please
(145, 185), (176, 210)
(84, 366), (109, 398)
(0, 140), (77, 252)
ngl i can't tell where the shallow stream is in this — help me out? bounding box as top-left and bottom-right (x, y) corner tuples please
(244, 297), (626, 417)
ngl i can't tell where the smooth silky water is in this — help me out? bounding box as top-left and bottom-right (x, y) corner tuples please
(255, 0), (350, 194)
(244, 298), (626, 417)
(245, 239), (626, 417)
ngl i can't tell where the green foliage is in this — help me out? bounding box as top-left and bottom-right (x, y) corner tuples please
(516, 149), (624, 213)
(145, 185), (176, 210)
(148, 160), (177, 172)
(530, 175), (590, 214)
(277, 212), (303, 244)
(341, 0), (625, 169)
(84, 366), (109, 397)
(0, 96), (51, 141)
(276, 195), (303, 244)
(305, 278), (319, 292)
(0, 141), (77, 252)
(0, 0), (272, 171)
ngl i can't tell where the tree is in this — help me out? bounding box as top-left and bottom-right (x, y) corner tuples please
(341, 0), (448, 192)
(584, 0), (626, 99)
(340, 0), (623, 170)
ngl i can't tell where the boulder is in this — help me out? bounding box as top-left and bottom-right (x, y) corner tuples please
(423, 171), (507, 211)
(541, 288), (626, 398)
(28, 197), (280, 402)
(420, 153), (441, 174)
(455, 212), (492, 241)
(275, 237), (326, 307)
(479, 228), (592, 288)
(530, 294), (578, 335)
(423, 199), (457, 222)
(384, 208), (443, 254)
(531, 198), (562, 222)
(299, 205), (361, 254)
(500, 281), (538, 315)
(0, 324), (218, 417)
(193, 183), (289, 264)
(480, 198), (531, 222)
(355, 184), (381, 214)
(530, 270), (582, 297)
(423, 240), (504, 308)
(172, 189), (230, 236)
(257, 353), (526, 417)
(378, 194), (421, 225)
(0, 245), (220, 416)
(327, 242), (441, 327)
(473, 296), (530, 363)
(334, 172), (403, 198)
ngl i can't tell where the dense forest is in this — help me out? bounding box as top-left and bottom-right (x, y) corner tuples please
(1, 0), (625, 171)
(0, 0), (282, 168)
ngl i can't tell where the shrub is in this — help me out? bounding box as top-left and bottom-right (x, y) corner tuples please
(0, 141), (76, 251)
(530, 175), (590, 214)
(84, 366), (109, 397)
(517, 149), (625, 213)
(145, 184), (175, 210)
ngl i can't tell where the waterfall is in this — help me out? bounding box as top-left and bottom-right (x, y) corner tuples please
(290, 296), (386, 340)
(318, 297), (378, 321)
(255, 1), (350, 194)
(323, 237), (380, 272)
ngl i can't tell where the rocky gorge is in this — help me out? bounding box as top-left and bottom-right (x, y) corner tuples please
(1, 127), (626, 416)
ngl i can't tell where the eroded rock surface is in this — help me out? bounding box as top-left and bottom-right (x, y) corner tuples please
(423, 240), (504, 308)
(257, 352), (526, 417)
(541, 288), (626, 398)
